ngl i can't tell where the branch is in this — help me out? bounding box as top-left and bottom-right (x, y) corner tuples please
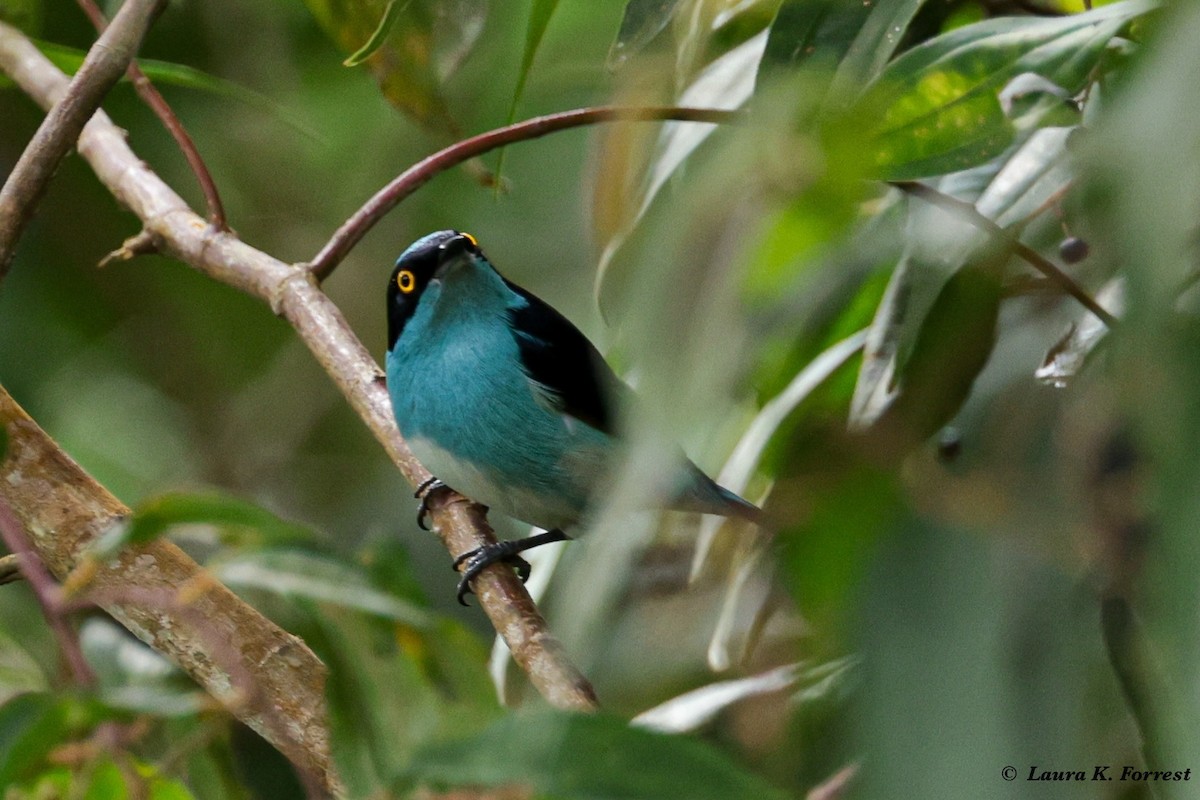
(0, 385), (338, 794)
(0, 0), (166, 279)
(306, 106), (743, 283)
(890, 180), (1119, 328)
(0, 20), (598, 713)
(76, 0), (227, 229)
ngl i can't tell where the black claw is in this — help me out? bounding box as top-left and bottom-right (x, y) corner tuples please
(414, 477), (447, 531)
(450, 530), (571, 605)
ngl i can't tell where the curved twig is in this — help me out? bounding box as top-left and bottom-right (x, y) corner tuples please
(76, 0), (228, 229)
(306, 106), (743, 283)
(0, 20), (598, 715)
(0, 0), (166, 278)
(890, 180), (1119, 328)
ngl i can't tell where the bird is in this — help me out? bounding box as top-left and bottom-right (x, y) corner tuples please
(385, 230), (762, 604)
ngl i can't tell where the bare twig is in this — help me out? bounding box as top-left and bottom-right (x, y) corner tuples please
(890, 180), (1119, 328)
(0, 385), (338, 794)
(305, 106), (743, 283)
(0, 20), (599, 714)
(0, 495), (95, 685)
(76, 0), (227, 229)
(0, 0), (166, 278)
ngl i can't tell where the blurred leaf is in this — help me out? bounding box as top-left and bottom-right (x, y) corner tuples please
(0, 0), (40, 34)
(692, 329), (866, 577)
(870, 253), (1004, 450)
(513, 0), (558, 112)
(307, 607), (497, 797)
(0, 692), (101, 788)
(608, 0), (682, 67)
(79, 619), (203, 718)
(760, 0), (926, 97)
(864, 0), (1157, 179)
(0, 629), (46, 706)
(853, 126), (1073, 430)
(974, 125), (1073, 226)
(594, 28), (767, 300)
(997, 71), (1074, 118)
(0, 422), (7, 462)
(90, 491), (314, 560)
(30, 42), (321, 140)
(633, 663), (800, 733)
(775, 450), (903, 634)
(343, 0), (411, 66)
(302, 0), (485, 131)
(493, 0), (559, 186)
(10, 758), (199, 800)
(213, 550), (433, 627)
(1036, 278), (1123, 387)
(402, 710), (790, 799)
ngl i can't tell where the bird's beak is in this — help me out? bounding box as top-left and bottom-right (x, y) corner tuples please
(434, 235), (474, 278)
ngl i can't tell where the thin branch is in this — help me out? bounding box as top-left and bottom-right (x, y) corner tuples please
(76, 0), (227, 229)
(890, 180), (1119, 328)
(0, 495), (95, 685)
(0, 0), (166, 279)
(305, 106), (743, 283)
(0, 384), (338, 795)
(0, 20), (599, 714)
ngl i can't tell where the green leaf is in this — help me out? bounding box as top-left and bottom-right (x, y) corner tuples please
(306, 608), (451, 797)
(761, 0), (879, 73)
(29, 42), (321, 140)
(493, 0), (560, 188)
(0, 629), (48, 705)
(402, 710), (789, 800)
(608, 0), (682, 67)
(871, 253), (1003, 448)
(865, 0), (1158, 179)
(760, 0), (926, 96)
(90, 491), (314, 560)
(212, 550), (433, 628)
(343, 0), (411, 67)
(302, 0), (486, 132)
(0, 693), (100, 788)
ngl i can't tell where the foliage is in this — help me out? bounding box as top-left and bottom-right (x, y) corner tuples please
(1, 0), (1196, 798)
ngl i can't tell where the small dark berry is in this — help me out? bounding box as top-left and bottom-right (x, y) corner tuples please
(1059, 236), (1090, 264)
(937, 427), (963, 463)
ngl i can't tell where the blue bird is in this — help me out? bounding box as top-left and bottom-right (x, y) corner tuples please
(385, 230), (761, 603)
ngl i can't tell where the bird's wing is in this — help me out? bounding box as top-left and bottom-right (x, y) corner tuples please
(503, 279), (623, 436)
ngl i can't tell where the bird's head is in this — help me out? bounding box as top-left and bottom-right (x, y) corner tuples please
(387, 230), (483, 351)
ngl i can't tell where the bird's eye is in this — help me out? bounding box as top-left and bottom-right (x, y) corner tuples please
(396, 269), (416, 293)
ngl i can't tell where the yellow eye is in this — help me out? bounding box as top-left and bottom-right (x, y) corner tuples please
(396, 269), (416, 293)
(461, 231), (478, 248)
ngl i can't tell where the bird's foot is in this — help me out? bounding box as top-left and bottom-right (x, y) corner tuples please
(414, 477), (449, 531)
(453, 544), (532, 606)
(452, 529), (570, 606)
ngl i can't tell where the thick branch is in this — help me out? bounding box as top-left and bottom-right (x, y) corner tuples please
(0, 0), (166, 278)
(306, 106), (742, 282)
(0, 386), (337, 793)
(0, 20), (598, 713)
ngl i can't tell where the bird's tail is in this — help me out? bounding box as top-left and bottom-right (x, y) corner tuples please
(673, 462), (766, 526)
